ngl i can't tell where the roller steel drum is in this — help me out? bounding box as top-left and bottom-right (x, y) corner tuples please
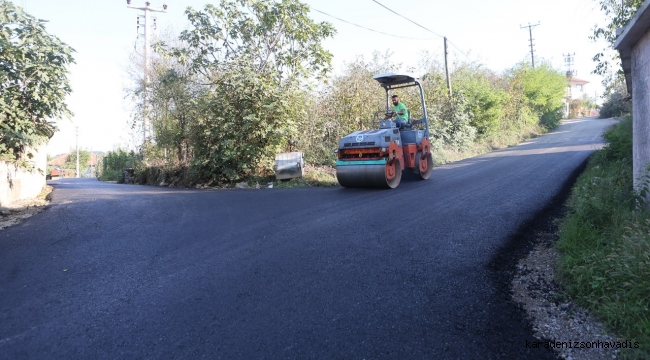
(336, 159), (402, 189)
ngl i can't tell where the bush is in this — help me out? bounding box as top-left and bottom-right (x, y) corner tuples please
(599, 92), (631, 118)
(452, 64), (507, 137)
(508, 62), (566, 129)
(98, 149), (136, 182)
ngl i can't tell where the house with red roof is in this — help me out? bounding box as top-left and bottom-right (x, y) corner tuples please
(563, 77), (591, 118)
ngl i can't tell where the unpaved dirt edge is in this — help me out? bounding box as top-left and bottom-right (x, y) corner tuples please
(0, 185), (53, 230)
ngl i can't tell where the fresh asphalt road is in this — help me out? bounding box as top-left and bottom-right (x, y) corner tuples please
(1, 117), (617, 359)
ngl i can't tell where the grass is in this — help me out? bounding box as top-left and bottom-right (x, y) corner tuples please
(556, 115), (650, 359)
(271, 165), (338, 188)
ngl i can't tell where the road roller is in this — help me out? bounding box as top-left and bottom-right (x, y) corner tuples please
(335, 73), (433, 189)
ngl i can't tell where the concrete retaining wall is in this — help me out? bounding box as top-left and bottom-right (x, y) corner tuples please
(614, 0), (650, 199)
(632, 30), (650, 190)
(0, 145), (47, 207)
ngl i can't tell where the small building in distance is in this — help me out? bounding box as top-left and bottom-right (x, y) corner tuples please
(567, 77), (589, 100)
(563, 76), (592, 118)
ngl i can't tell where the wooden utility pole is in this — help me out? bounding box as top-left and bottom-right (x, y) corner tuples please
(520, 22), (540, 68)
(444, 37), (452, 97)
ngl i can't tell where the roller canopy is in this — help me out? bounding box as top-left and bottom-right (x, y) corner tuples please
(373, 73), (420, 87)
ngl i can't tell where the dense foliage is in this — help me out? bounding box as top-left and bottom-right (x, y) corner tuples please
(142, 0), (334, 183)
(0, 0), (74, 164)
(98, 149), (136, 182)
(599, 80), (632, 119)
(591, 0), (644, 93)
(62, 150), (91, 170)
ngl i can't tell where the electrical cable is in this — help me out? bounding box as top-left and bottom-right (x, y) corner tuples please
(311, 7), (435, 40)
(367, 1), (472, 62)
(370, 0), (444, 38)
(447, 39), (472, 61)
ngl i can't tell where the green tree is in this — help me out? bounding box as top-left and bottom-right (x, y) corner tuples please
(513, 63), (567, 129)
(63, 150), (91, 170)
(591, 0), (644, 93)
(420, 62), (477, 151)
(153, 0), (335, 182)
(148, 60), (204, 164)
(170, 0), (335, 82)
(99, 149), (135, 182)
(0, 0), (75, 164)
(452, 63), (508, 137)
(599, 92), (631, 118)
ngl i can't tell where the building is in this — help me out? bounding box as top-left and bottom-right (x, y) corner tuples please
(47, 152), (99, 178)
(567, 77), (589, 100)
(564, 77), (590, 118)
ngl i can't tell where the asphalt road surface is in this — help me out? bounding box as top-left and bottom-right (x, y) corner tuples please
(1, 117), (617, 359)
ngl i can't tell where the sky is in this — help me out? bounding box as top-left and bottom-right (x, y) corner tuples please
(15, 0), (612, 156)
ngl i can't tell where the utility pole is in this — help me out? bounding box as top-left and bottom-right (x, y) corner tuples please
(444, 37), (452, 98)
(75, 126), (79, 178)
(563, 52), (576, 78)
(520, 22), (540, 68)
(126, 0), (167, 155)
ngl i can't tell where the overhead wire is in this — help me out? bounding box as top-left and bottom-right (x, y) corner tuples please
(370, 0), (444, 39)
(447, 39), (473, 61)
(369, 0), (473, 62)
(310, 7), (436, 41)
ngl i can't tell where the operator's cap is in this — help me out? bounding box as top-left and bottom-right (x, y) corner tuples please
(391, 94), (398, 98)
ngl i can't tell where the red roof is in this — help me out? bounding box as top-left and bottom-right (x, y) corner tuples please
(47, 154), (68, 166)
(47, 153), (98, 166)
(569, 77), (589, 84)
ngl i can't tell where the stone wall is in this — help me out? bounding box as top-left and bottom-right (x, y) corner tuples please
(632, 30), (650, 190)
(0, 145), (47, 207)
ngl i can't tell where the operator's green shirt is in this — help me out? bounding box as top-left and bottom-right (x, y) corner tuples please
(393, 102), (409, 121)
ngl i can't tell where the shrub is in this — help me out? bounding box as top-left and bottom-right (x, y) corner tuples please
(599, 92), (631, 118)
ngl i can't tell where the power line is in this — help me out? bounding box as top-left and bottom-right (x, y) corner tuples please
(370, 0), (444, 39)
(311, 8), (435, 40)
(447, 39), (472, 61)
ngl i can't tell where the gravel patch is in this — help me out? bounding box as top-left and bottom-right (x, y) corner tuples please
(512, 228), (620, 360)
(0, 185), (52, 230)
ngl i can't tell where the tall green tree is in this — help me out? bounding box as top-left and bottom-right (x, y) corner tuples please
(591, 0), (644, 93)
(0, 0), (75, 163)
(63, 150), (91, 170)
(452, 64), (508, 137)
(160, 0), (335, 83)
(513, 63), (567, 128)
(153, 0), (335, 182)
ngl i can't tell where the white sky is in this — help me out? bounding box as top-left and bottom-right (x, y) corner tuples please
(16, 0), (611, 156)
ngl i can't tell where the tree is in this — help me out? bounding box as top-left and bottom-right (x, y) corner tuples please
(163, 0), (336, 83)
(63, 150), (91, 170)
(591, 0), (644, 93)
(0, 0), (75, 164)
(452, 63), (508, 137)
(512, 63), (567, 129)
(151, 0), (335, 182)
(148, 58), (204, 164)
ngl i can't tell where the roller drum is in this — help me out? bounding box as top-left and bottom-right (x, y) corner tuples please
(336, 160), (401, 189)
